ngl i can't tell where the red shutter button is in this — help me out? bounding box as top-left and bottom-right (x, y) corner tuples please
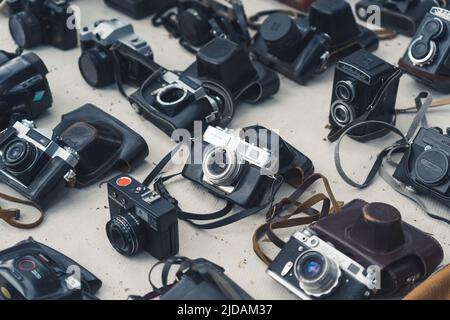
(116, 177), (132, 187)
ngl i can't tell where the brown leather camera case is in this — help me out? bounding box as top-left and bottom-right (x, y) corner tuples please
(311, 200), (443, 296)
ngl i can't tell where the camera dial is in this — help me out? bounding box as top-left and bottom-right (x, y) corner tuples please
(9, 11), (43, 49)
(3, 139), (38, 173)
(414, 149), (450, 186)
(294, 250), (341, 298)
(202, 146), (243, 187)
(106, 212), (147, 256)
(331, 101), (355, 127)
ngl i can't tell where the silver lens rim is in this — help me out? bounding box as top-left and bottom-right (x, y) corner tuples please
(331, 101), (354, 127)
(335, 80), (355, 103)
(294, 250), (341, 298)
(202, 146), (242, 186)
(156, 84), (188, 107)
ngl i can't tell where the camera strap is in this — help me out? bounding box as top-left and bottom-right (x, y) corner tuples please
(335, 92), (450, 225)
(253, 173), (342, 265)
(0, 192), (44, 229)
(327, 69), (404, 143)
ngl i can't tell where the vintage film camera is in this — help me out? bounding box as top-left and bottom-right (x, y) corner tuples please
(106, 174), (179, 259)
(269, 201), (443, 299)
(355, 0), (440, 37)
(277, 0), (315, 11)
(104, 0), (176, 19)
(129, 65), (234, 137)
(0, 120), (79, 208)
(268, 229), (377, 300)
(393, 127), (450, 208)
(0, 52), (53, 130)
(251, 0), (379, 84)
(399, 7), (450, 93)
(329, 50), (401, 141)
(8, 0), (78, 50)
(0, 238), (102, 300)
(155, 0), (250, 50)
(182, 126), (314, 208)
(79, 18), (154, 89)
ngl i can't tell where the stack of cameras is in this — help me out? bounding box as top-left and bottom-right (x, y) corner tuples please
(0, 0), (449, 302)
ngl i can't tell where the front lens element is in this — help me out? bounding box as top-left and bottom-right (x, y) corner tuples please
(106, 213), (146, 257)
(3, 139), (37, 173)
(202, 147), (242, 186)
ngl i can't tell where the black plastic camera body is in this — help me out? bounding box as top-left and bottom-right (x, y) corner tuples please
(79, 18), (154, 89)
(157, 0), (250, 49)
(106, 174), (179, 260)
(251, 0), (379, 84)
(0, 52), (53, 130)
(393, 127), (450, 208)
(355, 0), (438, 37)
(104, 0), (176, 19)
(268, 228), (374, 300)
(0, 238), (102, 300)
(182, 126), (314, 208)
(0, 121), (79, 208)
(329, 50), (400, 139)
(399, 7), (450, 93)
(129, 65), (234, 137)
(8, 0), (78, 50)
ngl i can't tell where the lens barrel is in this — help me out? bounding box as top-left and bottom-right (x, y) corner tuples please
(106, 213), (147, 257)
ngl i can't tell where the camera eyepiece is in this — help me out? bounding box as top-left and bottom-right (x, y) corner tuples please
(295, 250), (341, 298)
(3, 139), (38, 174)
(106, 213), (147, 257)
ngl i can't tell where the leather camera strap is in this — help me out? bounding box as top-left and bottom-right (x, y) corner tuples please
(253, 173), (342, 265)
(327, 69), (404, 142)
(0, 192), (44, 229)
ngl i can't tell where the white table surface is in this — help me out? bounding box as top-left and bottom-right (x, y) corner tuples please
(0, 0), (448, 300)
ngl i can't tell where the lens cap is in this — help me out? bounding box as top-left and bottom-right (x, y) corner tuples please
(260, 12), (300, 49)
(177, 8), (213, 47)
(415, 149), (449, 185)
(79, 48), (114, 88)
(9, 12), (43, 49)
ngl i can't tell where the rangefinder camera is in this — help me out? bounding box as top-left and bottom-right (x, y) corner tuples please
(268, 229), (378, 300)
(0, 120), (79, 207)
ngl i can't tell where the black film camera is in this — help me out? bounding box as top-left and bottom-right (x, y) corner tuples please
(328, 50), (401, 141)
(129, 64), (234, 137)
(394, 127), (450, 207)
(268, 228), (377, 300)
(399, 7), (450, 93)
(79, 18), (154, 88)
(155, 0), (250, 50)
(251, 0), (379, 84)
(182, 126), (314, 208)
(8, 0), (78, 50)
(0, 120), (79, 208)
(0, 238), (102, 300)
(106, 174), (179, 259)
(104, 0), (176, 19)
(355, 0), (439, 36)
(0, 52), (52, 130)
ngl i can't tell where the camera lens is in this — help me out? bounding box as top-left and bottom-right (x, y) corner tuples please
(423, 18), (445, 39)
(415, 149), (449, 186)
(294, 251), (341, 298)
(260, 12), (302, 60)
(331, 102), (354, 127)
(9, 12), (43, 49)
(335, 80), (355, 102)
(202, 147), (242, 186)
(3, 139), (37, 173)
(156, 85), (188, 106)
(79, 48), (115, 88)
(106, 213), (147, 257)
